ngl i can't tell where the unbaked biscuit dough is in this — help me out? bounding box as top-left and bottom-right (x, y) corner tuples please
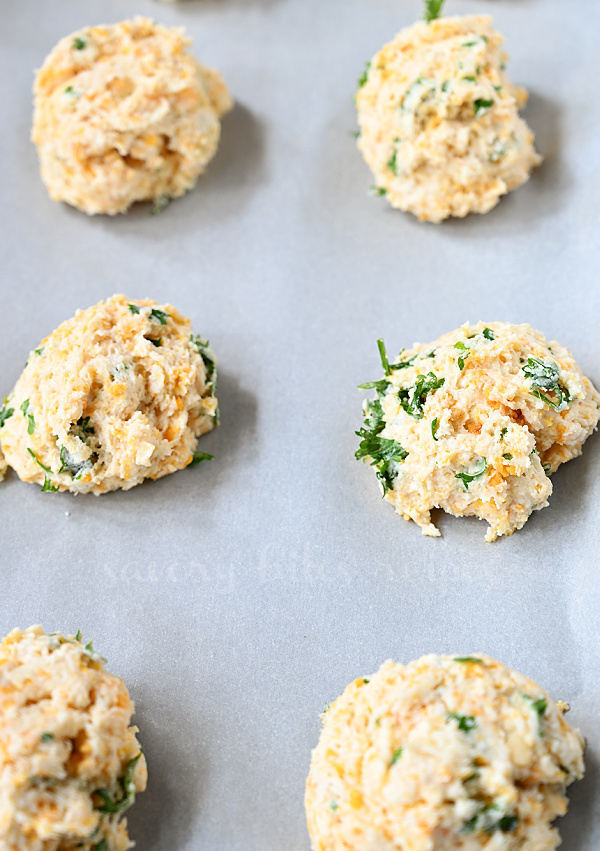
(306, 655), (585, 851)
(0, 626), (146, 851)
(356, 322), (599, 540)
(0, 295), (217, 494)
(356, 14), (541, 222)
(32, 17), (233, 215)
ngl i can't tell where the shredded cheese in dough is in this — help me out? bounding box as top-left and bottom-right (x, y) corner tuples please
(356, 15), (541, 222)
(0, 626), (146, 851)
(357, 322), (599, 540)
(306, 655), (585, 851)
(0, 295), (217, 494)
(32, 17), (233, 215)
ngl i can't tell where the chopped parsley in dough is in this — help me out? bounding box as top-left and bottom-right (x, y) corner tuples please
(0, 626), (147, 851)
(32, 17), (233, 215)
(356, 14), (541, 222)
(306, 655), (584, 851)
(0, 295), (217, 494)
(357, 322), (599, 540)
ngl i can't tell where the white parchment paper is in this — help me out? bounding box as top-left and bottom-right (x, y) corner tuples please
(0, 1), (599, 849)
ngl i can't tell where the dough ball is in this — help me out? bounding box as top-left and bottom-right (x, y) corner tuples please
(0, 294), (217, 494)
(356, 15), (541, 222)
(356, 322), (599, 540)
(306, 655), (584, 851)
(0, 626), (147, 851)
(32, 17), (233, 215)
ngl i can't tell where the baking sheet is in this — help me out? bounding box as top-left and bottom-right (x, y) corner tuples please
(1, 0), (599, 848)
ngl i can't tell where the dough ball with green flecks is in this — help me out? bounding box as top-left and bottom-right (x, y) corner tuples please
(306, 654), (585, 851)
(32, 17), (232, 215)
(356, 321), (599, 540)
(0, 626), (146, 851)
(0, 294), (217, 494)
(356, 14), (541, 222)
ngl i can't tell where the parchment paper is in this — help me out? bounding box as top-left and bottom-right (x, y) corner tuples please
(1, 1), (599, 848)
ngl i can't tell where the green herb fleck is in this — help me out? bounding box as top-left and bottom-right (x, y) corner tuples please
(387, 148), (399, 175)
(42, 477), (59, 493)
(362, 678), (370, 684)
(447, 712), (477, 732)
(522, 357), (570, 411)
(72, 37), (87, 50)
(369, 185), (388, 197)
(503, 453), (513, 461)
(323, 702), (330, 714)
(398, 372), (445, 419)
(524, 695), (547, 735)
(20, 400), (36, 434)
(454, 657), (482, 664)
(358, 61), (371, 89)
(330, 800), (339, 812)
(151, 194), (171, 215)
(355, 430), (408, 496)
(75, 630), (83, 642)
(189, 451), (214, 467)
(453, 341), (471, 370)
(474, 98), (494, 117)
(423, 0), (446, 23)
(94, 840), (108, 851)
(27, 448), (53, 474)
(464, 804), (518, 835)
(149, 338), (162, 347)
(462, 76), (476, 83)
(455, 458), (487, 491)
(34, 347), (44, 356)
(431, 417), (439, 441)
(0, 400), (14, 427)
(500, 427), (507, 439)
(41, 733), (55, 742)
(59, 446), (95, 479)
(542, 462), (551, 475)
(94, 754), (142, 815)
(349, 130), (360, 139)
(482, 327), (494, 340)
(70, 416), (94, 441)
(493, 85), (503, 93)
(377, 338), (390, 376)
(128, 304), (140, 314)
(390, 747), (403, 766)
(150, 308), (170, 325)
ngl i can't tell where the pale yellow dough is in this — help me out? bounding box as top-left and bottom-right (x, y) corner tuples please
(0, 626), (147, 851)
(32, 17), (233, 215)
(357, 322), (599, 541)
(356, 15), (541, 222)
(306, 655), (585, 851)
(0, 294), (217, 494)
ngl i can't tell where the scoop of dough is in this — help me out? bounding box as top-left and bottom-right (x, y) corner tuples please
(356, 322), (599, 540)
(32, 17), (233, 215)
(0, 626), (147, 851)
(0, 294), (217, 494)
(356, 15), (541, 222)
(306, 655), (584, 851)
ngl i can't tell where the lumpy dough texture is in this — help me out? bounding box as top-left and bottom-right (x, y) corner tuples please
(0, 295), (217, 494)
(356, 322), (599, 541)
(0, 626), (147, 851)
(32, 17), (233, 215)
(356, 15), (541, 222)
(306, 655), (585, 851)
